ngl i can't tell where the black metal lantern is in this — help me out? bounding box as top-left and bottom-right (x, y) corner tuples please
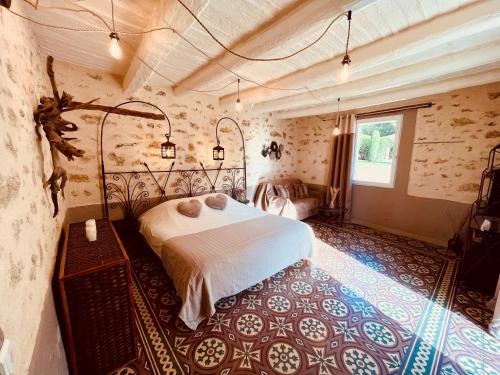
(213, 144), (224, 160)
(161, 135), (176, 159)
(0, 0), (12, 9)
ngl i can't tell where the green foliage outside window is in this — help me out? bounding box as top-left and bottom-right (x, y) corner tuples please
(357, 121), (396, 162)
(360, 122), (396, 137)
(368, 130), (380, 161)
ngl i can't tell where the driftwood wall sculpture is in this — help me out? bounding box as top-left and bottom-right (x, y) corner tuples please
(34, 56), (165, 216)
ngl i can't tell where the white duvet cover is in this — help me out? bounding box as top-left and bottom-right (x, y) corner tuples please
(138, 193), (267, 256)
(138, 193), (315, 329)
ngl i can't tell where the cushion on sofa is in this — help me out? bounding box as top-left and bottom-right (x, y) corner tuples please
(256, 178), (319, 220)
(275, 184), (291, 199)
(293, 183), (308, 198)
(291, 197), (320, 220)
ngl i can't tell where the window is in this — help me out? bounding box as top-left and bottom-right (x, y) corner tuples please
(351, 115), (402, 188)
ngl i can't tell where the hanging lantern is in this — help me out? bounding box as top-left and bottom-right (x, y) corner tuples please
(213, 144), (224, 160)
(161, 135), (176, 159)
(0, 0), (12, 9)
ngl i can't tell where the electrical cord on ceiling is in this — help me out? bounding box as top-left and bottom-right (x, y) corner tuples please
(163, 24), (328, 103)
(110, 0), (115, 31)
(120, 38), (238, 94)
(37, 5), (113, 31)
(18, 0), (349, 62)
(4, 3), (340, 103)
(6, 6), (327, 101)
(6, 7), (104, 32)
(175, 0), (348, 62)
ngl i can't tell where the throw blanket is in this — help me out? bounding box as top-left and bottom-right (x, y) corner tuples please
(161, 215), (314, 329)
(253, 183), (297, 217)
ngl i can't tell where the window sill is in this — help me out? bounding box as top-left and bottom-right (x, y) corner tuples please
(352, 180), (395, 189)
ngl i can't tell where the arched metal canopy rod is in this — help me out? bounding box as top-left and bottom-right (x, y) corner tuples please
(99, 100), (172, 217)
(214, 117), (247, 193)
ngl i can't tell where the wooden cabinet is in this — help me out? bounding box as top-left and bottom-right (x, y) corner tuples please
(59, 219), (137, 375)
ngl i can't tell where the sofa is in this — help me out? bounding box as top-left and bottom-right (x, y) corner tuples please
(253, 178), (322, 220)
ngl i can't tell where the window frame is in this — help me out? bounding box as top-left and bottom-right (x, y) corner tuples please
(351, 114), (403, 189)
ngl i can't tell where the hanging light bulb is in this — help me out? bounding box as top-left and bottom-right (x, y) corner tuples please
(109, 32), (122, 60)
(339, 10), (352, 83)
(235, 78), (242, 111)
(340, 54), (351, 83)
(333, 97), (341, 136)
(235, 98), (242, 112)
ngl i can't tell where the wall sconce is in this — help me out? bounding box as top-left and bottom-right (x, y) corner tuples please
(161, 114), (176, 159)
(213, 144), (224, 160)
(261, 141), (284, 160)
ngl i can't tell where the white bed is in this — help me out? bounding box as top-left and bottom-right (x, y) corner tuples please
(139, 193), (315, 329)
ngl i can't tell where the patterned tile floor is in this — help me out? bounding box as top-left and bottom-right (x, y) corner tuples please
(112, 218), (498, 375)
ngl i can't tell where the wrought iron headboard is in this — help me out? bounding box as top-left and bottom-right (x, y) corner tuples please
(99, 101), (247, 219)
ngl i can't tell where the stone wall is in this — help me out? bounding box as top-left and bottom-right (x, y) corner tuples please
(0, 9), (68, 374)
(285, 83), (500, 244)
(408, 82), (500, 203)
(287, 82), (500, 204)
(288, 116), (335, 186)
(52, 61), (296, 209)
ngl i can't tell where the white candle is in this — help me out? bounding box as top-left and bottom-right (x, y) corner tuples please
(85, 219), (97, 242)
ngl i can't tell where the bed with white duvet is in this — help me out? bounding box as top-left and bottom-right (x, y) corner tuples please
(139, 193), (314, 329)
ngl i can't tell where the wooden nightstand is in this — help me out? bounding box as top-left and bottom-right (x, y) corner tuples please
(59, 219), (137, 375)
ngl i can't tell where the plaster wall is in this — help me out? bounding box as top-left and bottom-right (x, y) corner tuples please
(0, 8), (68, 375)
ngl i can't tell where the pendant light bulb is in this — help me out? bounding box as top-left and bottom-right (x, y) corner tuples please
(235, 78), (242, 112)
(340, 55), (351, 82)
(334, 97), (341, 136)
(339, 10), (352, 83)
(235, 98), (242, 112)
(109, 32), (122, 60)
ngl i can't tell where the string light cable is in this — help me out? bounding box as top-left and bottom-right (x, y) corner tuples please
(4, 1), (350, 103)
(176, 0), (348, 62)
(107, 0), (330, 101)
(119, 38), (239, 94)
(5, 6), (330, 102)
(10, 1), (350, 60)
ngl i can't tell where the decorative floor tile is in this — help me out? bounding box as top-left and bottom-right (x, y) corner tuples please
(112, 218), (499, 374)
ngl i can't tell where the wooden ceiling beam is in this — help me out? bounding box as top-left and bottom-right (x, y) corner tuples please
(220, 0), (500, 107)
(276, 67), (500, 119)
(252, 40), (500, 113)
(172, 0), (377, 96)
(122, 0), (212, 95)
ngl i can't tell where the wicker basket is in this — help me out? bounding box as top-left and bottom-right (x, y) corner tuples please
(59, 219), (137, 375)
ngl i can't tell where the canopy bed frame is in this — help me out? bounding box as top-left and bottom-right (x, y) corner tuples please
(99, 100), (247, 219)
(98, 100), (314, 330)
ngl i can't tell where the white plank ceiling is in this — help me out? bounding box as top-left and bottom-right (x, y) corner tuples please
(14, 0), (500, 118)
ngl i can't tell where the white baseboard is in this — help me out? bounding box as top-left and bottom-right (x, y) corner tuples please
(349, 218), (448, 247)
